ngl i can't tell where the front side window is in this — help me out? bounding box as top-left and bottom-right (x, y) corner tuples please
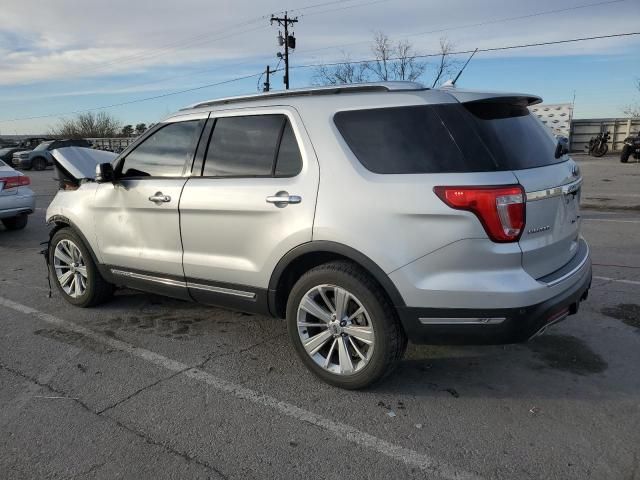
(203, 115), (302, 177)
(121, 120), (204, 178)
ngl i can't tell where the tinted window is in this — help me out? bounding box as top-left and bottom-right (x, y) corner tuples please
(334, 105), (497, 174)
(203, 115), (284, 177)
(121, 120), (204, 177)
(335, 103), (562, 174)
(462, 100), (561, 169)
(0, 160), (6, 166)
(275, 121), (302, 177)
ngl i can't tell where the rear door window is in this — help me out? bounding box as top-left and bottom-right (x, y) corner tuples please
(202, 115), (302, 177)
(334, 105), (496, 174)
(120, 120), (204, 177)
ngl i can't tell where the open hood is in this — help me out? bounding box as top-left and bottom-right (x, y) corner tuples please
(51, 146), (117, 181)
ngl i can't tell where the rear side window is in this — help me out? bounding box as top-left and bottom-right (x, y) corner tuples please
(462, 100), (560, 170)
(334, 105), (497, 174)
(335, 102), (562, 174)
(121, 120), (204, 177)
(203, 115), (302, 177)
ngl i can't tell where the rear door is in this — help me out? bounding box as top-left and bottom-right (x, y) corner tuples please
(179, 108), (319, 310)
(460, 99), (582, 279)
(93, 116), (206, 298)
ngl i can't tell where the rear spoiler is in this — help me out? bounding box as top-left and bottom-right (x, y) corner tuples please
(445, 90), (542, 106)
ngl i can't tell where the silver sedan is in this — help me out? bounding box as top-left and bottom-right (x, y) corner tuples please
(0, 159), (34, 230)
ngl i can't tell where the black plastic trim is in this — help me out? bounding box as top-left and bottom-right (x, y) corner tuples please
(397, 264), (592, 345)
(267, 241), (406, 317)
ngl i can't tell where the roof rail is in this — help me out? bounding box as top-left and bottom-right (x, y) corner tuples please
(181, 81), (426, 110)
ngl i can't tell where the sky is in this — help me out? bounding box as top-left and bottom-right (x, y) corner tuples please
(0, 0), (639, 134)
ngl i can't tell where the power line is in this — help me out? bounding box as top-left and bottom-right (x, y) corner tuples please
(291, 31), (640, 69)
(3, 31), (639, 124)
(295, 0), (627, 56)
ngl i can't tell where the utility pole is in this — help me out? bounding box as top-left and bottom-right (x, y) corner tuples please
(270, 12), (298, 89)
(263, 65), (271, 92)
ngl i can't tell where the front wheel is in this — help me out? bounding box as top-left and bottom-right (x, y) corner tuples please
(620, 146), (631, 163)
(49, 228), (113, 307)
(593, 143), (608, 157)
(32, 157), (47, 171)
(286, 261), (407, 389)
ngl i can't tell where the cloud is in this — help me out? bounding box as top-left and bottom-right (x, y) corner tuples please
(0, 0), (638, 87)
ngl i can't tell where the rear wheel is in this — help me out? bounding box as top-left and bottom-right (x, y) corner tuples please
(49, 228), (113, 307)
(620, 146), (631, 163)
(1, 214), (28, 230)
(286, 261), (407, 389)
(32, 157), (47, 171)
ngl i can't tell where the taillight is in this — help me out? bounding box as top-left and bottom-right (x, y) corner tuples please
(0, 175), (31, 189)
(434, 185), (525, 243)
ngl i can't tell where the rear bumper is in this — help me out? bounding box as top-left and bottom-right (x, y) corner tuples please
(0, 190), (35, 219)
(397, 261), (591, 345)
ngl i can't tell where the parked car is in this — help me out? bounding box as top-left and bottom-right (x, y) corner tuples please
(0, 147), (24, 163)
(14, 139), (91, 170)
(0, 159), (34, 230)
(45, 82), (591, 389)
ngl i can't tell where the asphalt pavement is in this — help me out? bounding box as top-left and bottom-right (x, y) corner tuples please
(0, 155), (639, 479)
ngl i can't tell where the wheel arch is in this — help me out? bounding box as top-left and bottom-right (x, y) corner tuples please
(47, 215), (106, 278)
(268, 241), (406, 319)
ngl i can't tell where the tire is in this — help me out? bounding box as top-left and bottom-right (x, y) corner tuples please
(593, 143), (608, 157)
(49, 228), (113, 307)
(2, 214), (28, 230)
(286, 261), (407, 389)
(620, 146), (631, 163)
(32, 157), (47, 171)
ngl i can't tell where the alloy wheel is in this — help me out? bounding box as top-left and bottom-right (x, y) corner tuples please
(53, 239), (88, 298)
(296, 284), (375, 375)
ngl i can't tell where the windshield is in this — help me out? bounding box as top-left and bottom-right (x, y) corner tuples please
(0, 148), (11, 156)
(34, 141), (53, 151)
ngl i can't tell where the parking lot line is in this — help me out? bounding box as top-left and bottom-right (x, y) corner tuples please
(0, 295), (482, 480)
(582, 218), (640, 224)
(593, 276), (640, 286)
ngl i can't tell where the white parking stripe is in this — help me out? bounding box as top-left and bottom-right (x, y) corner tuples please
(0, 296), (482, 480)
(594, 276), (640, 286)
(582, 218), (640, 224)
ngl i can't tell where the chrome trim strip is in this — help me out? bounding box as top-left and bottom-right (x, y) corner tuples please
(187, 282), (256, 299)
(541, 242), (590, 287)
(418, 317), (506, 325)
(526, 177), (582, 202)
(110, 269), (186, 288)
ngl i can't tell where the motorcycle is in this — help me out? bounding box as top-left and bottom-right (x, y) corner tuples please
(620, 133), (640, 163)
(587, 131), (610, 157)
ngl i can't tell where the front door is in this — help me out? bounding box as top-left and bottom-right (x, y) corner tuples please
(93, 116), (206, 299)
(179, 109), (319, 311)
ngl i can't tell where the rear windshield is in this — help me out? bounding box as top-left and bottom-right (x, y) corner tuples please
(333, 100), (562, 174)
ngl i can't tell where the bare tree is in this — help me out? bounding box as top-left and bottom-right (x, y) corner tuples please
(313, 33), (453, 86)
(624, 79), (640, 118)
(431, 38), (457, 87)
(312, 55), (369, 85)
(50, 111), (121, 138)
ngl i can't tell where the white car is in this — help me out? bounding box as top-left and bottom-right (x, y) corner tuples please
(0, 159), (34, 230)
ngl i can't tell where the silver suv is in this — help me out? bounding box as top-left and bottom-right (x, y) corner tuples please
(45, 82), (591, 389)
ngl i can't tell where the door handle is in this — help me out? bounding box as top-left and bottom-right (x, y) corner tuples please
(266, 191), (302, 208)
(148, 192), (171, 204)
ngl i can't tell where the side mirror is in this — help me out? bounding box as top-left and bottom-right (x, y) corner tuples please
(95, 162), (114, 183)
(554, 137), (570, 159)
